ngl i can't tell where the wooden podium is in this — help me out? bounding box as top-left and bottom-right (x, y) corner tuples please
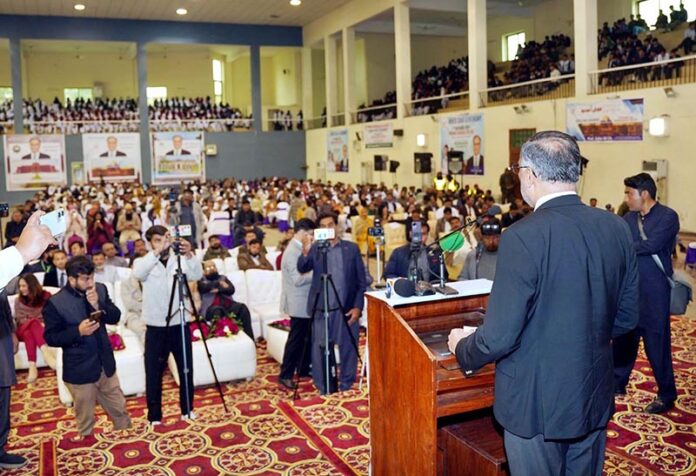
(366, 280), (496, 476)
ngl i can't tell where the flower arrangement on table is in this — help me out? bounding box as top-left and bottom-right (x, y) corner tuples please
(108, 331), (126, 351)
(190, 312), (243, 342)
(268, 318), (291, 332)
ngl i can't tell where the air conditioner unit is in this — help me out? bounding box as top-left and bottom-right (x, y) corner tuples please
(642, 159), (667, 180)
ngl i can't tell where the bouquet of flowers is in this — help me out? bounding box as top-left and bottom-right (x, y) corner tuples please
(108, 332), (126, 351)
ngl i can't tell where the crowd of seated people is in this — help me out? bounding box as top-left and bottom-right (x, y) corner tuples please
(0, 96), (254, 134)
(356, 91), (397, 123)
(598, 14), (696, 86)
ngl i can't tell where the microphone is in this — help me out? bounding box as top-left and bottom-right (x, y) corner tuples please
(393, 278), (416, 297)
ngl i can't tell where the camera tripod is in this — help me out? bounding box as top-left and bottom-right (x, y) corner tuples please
(292, 241), (362, 399)
(165, 229), (229, 415)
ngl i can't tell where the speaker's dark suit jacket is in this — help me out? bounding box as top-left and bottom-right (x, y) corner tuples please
(297, 240), (366, 315)
(456, 194), (639, 440)
(43, 267), (59, 288)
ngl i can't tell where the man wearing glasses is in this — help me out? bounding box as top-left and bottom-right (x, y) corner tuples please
(448, 131), (639, 475)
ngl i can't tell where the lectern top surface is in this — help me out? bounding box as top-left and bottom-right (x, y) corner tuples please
(366, 279), (493, 307)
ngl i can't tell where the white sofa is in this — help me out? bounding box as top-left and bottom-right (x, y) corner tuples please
(264, 323), (289, 364)
(168, 332), (257, 388)
(245, 269), (283, 339)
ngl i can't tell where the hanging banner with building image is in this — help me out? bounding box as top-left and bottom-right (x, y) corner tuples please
(150, 131), (206, 184)
(364, 123), (393, 148)
(82, 133), (142, 183)
(566, 99), (644, 141)
(440, 113), (485, 175)
(3, 134), (67, 191)
(326, 129), (349, 172)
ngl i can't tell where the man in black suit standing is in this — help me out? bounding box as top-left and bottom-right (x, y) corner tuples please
(613, 173), (679, 413)
(21, 137), (51, 160)
(99, 136), (127, 158)
(165, 135), (191, 156)
(449, 131), (639, 475)
(464, 134), (484, 175)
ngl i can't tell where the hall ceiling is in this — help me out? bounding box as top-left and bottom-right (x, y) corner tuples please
(0, 0), (354, 26)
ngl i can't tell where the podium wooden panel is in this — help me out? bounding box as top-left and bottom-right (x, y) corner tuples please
(367, 286), (494, 476)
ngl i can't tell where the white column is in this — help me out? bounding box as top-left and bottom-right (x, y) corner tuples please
(301, 47), (314, 122)
(324, 35), (338, 127)
(467, 0), (487, 110)
(394, 0), (412, 119)
(574, 0), (598, 96)
(342, 27), (356, 125)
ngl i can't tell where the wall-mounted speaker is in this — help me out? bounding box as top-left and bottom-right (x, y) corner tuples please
(393, 129), (404, 137)
(374, 155), (388, 171)
(389, 160), (400, 173)
(414, 153), (433, 174)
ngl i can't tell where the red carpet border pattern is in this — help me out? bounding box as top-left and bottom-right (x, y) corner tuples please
(4, 317), (696, 475)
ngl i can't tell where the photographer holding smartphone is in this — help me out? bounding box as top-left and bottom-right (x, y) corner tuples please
(43, 256), (131, 438)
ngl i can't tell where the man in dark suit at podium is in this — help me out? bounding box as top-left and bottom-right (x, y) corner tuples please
(449, 131), (639, 475)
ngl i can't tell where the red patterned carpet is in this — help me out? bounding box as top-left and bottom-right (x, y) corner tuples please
(4, 316), (695, 475)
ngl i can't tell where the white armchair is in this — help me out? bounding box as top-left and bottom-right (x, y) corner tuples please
(245, 270), (283, 339)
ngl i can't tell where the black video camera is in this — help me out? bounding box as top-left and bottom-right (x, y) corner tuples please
(368, 217), (384, 237)
(0, 203), (8, 218)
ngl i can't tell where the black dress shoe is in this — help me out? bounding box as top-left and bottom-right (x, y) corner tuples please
(645, 397), (674, 414)
(279, 378), (298, 390)
(614, 386), (627, 396)
(0, 452), (27, 469)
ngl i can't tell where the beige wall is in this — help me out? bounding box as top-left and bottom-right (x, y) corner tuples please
(0, 47), (10, 89)
(227, 54), (252, 113)
(411, 35), (468, 77)
(147, 50), (214, 98)
(305, 83), (696, 232)
(311, 48), (326, 118)
(22, 51), (137, 101)
(360, 33), (396, 103)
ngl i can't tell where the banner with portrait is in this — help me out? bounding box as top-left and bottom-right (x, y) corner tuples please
(566, 99), (644, 141)
(150, 132), (205, 184)
(364, 123), (393, 149)
(327, 129), (349, 173)
(3, 134), (67, 191)
(82, 133), (142, 183)
(439, 113), (485, 175)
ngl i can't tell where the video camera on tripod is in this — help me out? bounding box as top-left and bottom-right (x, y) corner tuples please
(367, 218), (384, 238)
(169, 224), (193, 255)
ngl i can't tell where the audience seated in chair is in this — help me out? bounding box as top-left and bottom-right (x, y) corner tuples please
(13, 274), (57, 381)
(203, 235), (231, 261)
(237, 239), (273, 271)
(198, 261), (254, 340)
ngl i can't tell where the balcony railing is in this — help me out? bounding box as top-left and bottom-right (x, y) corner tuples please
(351, 103), (397, 124)
(331, 113), (346, 127)
(22, 118), (254, 134)
(480, 74), (575, 107)
(406, 91), (469, 116)
(305, 116), (326, 130)
(590, 54), (696, 94)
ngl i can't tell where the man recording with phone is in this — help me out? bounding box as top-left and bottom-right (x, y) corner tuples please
(133, 225), (203, 426)
(43, 256), (131, 438)
(298, 213), (366, 394)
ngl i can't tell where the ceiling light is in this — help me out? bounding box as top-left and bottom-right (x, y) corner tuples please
(176, 8), (188, 15)
(74, 4), (86, 10)
(290, 0), (302, 6)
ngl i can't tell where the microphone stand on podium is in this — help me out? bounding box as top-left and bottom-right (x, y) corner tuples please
(425, 217), (478, 295)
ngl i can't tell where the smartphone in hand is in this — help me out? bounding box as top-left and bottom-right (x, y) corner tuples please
(89, 310), (104, 323)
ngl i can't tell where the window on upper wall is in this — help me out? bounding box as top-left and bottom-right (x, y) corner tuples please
(212, 59), (224, 104)
(636, 0), (696, 28)
(503, 31), (526, 62)
(0, 87), (12, 101)
(64, 87), (93, 103)
(146, 86), (168, 105)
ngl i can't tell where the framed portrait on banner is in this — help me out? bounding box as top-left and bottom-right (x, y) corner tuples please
(150, 132), (206, 184)
(3, 134), (67, 191)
